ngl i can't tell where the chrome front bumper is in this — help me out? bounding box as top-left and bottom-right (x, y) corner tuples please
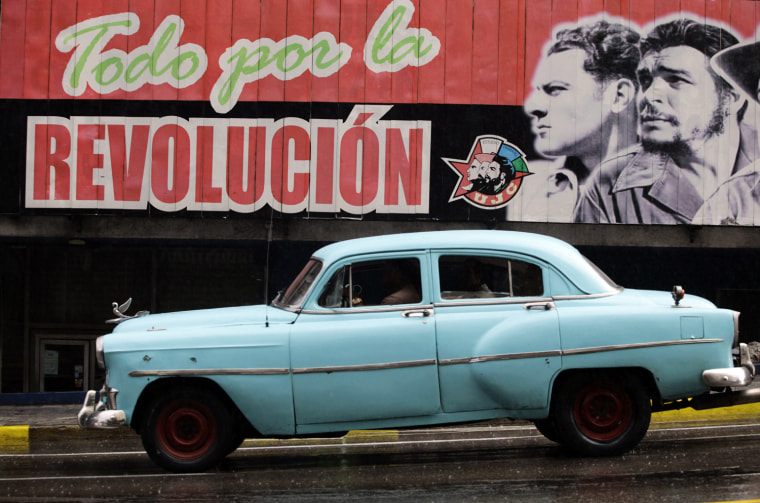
(77, 388), (127, 429)
(702, 343), (757, 388)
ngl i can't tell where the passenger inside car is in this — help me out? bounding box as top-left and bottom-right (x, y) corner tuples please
(438, 255), (543, 299)
(380, 259), (422, 305)
(318, 258), (423, 307)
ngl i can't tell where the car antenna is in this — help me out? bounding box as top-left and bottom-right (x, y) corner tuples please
(264, 208), (274, 328)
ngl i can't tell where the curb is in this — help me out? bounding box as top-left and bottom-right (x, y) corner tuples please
(0, 426), (29, 454)
(3, 403), (759, 455)
(0, 425), (142, 454)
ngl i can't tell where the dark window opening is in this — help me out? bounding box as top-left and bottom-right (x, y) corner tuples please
(438, 255), (543, 300)
(319, 258), (422, 308)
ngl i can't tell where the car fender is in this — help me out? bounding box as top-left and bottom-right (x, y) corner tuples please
(555, 298), (736, 401)
(105, 323), (296, 436)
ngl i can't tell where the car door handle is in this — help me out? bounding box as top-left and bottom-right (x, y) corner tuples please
(524, 301), (555, 311)
(403, 309), (433, 318)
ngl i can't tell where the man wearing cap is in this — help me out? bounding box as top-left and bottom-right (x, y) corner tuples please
(507, 19), (641, 222)
(575, 19), (758, 224)
(694, 38), (760, 225)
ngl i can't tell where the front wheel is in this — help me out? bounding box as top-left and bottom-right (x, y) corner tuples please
(552, 372), (651, 456)
(141, 387), (234, 472)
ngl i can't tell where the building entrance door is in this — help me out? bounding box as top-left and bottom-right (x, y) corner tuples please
(38, 339), (90, 392)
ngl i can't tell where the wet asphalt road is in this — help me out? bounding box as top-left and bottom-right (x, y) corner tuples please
(2, 416), (760, 502)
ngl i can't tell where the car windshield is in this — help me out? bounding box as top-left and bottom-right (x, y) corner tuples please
(273, 258), (323, 309)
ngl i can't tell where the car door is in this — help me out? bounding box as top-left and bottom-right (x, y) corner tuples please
(290, 252), (441, 428)
(433, 252), (561, 413)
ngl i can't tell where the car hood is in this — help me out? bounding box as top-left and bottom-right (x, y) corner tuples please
(112, 304), (298, 334)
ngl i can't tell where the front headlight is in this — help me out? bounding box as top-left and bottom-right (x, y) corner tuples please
(95, 336), (105, 369)
(733, 311), (741, 348)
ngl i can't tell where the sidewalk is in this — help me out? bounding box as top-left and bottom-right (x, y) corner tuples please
(0, 401), (138, 454)
(0, 403), (80, 427)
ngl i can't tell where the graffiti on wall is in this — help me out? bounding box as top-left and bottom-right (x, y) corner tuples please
(2, 0), (760, 225)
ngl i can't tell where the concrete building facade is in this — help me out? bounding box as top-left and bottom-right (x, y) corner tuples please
(1, 0), (760, 393)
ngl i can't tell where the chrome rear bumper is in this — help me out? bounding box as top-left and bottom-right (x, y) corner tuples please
(77, 388), (126, 429)
(702, 343), (756, 388)
(659, 344), (759, 413)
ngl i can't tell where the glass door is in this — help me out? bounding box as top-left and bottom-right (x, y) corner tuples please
(39, 339), (89, 392)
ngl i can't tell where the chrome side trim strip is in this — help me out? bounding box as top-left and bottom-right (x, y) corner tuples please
(552, 289), (621, 301)
(561, 339), (723, 356)
(439, 339), (723, 366)
(129, 339), (724, 377)
(440, 350), (562, 366)
(129, 368), (290, 377)
(433, 297), (553, 308)
(293, 359), (437, 374)
(300, 304), (436, 315)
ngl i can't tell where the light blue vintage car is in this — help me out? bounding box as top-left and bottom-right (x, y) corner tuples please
(79, 230), (759, 472)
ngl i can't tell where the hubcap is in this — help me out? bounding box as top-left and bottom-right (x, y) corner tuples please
(157, 400), (216, 460)
(573, 382), (632, 442)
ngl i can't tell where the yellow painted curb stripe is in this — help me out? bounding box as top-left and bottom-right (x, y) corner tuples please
(0, 426), (30, 454)
(653, 402), (760, 423)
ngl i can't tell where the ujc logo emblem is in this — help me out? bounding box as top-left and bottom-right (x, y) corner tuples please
(444, 135), (531, 209)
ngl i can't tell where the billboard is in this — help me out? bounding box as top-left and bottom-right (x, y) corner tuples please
(2, 0), (760, 225)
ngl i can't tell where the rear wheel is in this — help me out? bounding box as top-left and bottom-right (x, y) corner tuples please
(552, 372), (651, 456)
(141, 387), (234, 472)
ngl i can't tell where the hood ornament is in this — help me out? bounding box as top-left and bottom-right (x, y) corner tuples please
(107, 298), (150, 324)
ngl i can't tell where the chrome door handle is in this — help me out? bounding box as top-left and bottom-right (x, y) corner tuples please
(403, 309), (433, 318)
(524, 301), (555, 311)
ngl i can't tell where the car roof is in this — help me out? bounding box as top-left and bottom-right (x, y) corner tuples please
(312, 230), (616, 294)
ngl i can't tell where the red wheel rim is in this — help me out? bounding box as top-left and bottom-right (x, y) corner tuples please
(572, 382), (633, 442)
(156, 399), (216, 460)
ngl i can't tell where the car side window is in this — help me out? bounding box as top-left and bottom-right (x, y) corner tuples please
(510, 259), (544, 297)
(318, 258), (423, 308)
(438, 255), (543, 299)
